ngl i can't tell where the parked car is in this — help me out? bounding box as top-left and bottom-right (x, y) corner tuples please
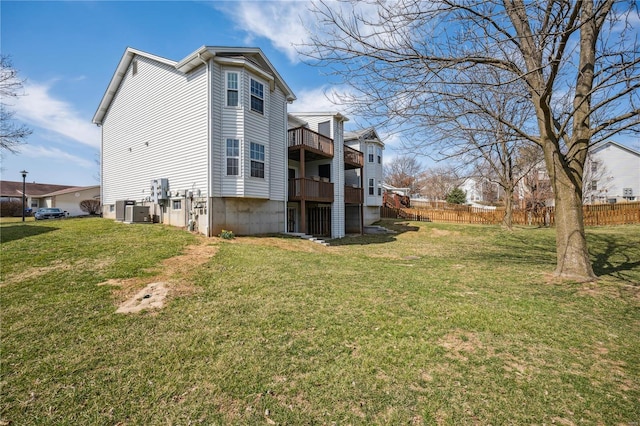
(34, 208), (66, 220)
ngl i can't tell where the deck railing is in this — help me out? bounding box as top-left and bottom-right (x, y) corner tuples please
(288, 127), (334, 157)
(344, 145), (364, 167)
(344, 186), (363, 204)
(288, 178), (334, 203)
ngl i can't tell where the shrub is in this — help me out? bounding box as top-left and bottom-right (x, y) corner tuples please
(80, 199), (101, 215)
(0, 200), (24, 217)
(218, 229), (235, 240)
(446, 187), (467, 204)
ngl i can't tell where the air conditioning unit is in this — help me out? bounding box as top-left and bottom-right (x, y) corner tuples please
(115, 200), (135, 221)
(124, 205), (150, 223)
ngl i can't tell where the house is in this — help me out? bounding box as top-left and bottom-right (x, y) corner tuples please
(344, 127), (384, 225)
(1, 181), (73, 213)
(94, 46), (372, 238)
(584, 141), (640, 203)
(286, 113), (371, 237)
(40, 185), (101, 216)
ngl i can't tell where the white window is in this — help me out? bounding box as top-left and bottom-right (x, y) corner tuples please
(172, 199), (182, 210)
(590, 180), (598, 191)
(369, 178), (375, 195)
(376, 147), (382, 164)
(591, 161), (598, 173)
(226, 72), (238, 107)
(250, 79), (264, 114)
(368, 145), (374, 163)
(109, 205), (115, 212)
(378, 180), (382, 196)
(250, 142), (265, 178)
(226, 139), (240, 176)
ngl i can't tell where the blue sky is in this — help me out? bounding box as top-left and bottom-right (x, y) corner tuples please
(2, 0), (387, 186)
(2, 1), (638, 187)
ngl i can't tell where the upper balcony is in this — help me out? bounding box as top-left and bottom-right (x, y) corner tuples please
(288, 127), (334, 162)
(344, 145), (364, 169)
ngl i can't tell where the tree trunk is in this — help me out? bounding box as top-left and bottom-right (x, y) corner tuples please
(546, 154), (597, 282)
(502, 186), (514, 231)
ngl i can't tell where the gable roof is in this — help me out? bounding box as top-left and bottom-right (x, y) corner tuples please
(344, 127), (384, 146)
(0, 181), (75, 198)
(591, 140), (640, 157)
(93, 46), (296, 125)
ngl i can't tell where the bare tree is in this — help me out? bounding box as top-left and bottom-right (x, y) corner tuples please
(423, 67), (539, 229)
(1, 55), (31, 153)
(418, 166), (463, 202)
(383, 155), (423, 195)
(303, 0), (640, 281)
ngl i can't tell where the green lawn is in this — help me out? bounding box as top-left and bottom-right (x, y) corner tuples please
(1, 217), (639, 425)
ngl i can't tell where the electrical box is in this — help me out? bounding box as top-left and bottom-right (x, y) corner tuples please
(150, 178), (169, 203)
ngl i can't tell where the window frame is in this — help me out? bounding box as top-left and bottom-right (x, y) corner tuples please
(172, 199), (182, 210)
(376, 147), (382, 164)
(369, 178), (375, 195)
(250, 142), (265, 179)
(226, 71), (239, 107)
(368, 145), (374, 163)
(250, 78), (264, 114)
(226, 138), (240, 176)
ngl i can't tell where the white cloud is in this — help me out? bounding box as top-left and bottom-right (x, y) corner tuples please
(289, 85), (345, 113)
(212, 0), (393, 64)
(13, 81), (100, 149)
(213, 1), (312, 62)
(20, 145), (95, 169)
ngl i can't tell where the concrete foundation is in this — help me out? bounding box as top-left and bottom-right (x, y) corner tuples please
(210, 197), (285, 236)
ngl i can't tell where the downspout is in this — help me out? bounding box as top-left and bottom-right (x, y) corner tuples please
(197, 53), (211, 236)
(284, 100), (289, 233)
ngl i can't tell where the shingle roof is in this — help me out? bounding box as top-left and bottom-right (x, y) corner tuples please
(0, 181), (75, 197)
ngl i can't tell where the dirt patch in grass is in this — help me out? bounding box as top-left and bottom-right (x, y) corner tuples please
(438, 331), (485, 361)
(430, 228), (461, 237)
(100, 238), (218, 313)
(241, 236), (330, 253)
(1, 257), (114, 287)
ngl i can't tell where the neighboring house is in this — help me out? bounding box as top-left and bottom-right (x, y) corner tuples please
(0, 181), (74, 212)
(94, 46), (370, 238)
(344, 127), (384, 226)
(460, 177), (482, 203)
(585, 141), (640, 203)
(41, 185), (101, 216)
(382, 183), (410, 197)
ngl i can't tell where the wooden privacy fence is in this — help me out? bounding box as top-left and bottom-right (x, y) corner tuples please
(381, 202), (640, 226)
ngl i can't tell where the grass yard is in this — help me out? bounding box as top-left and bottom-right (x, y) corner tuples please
(1, 217), (639, 425)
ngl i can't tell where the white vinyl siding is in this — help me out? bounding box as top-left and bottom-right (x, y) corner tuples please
(243, 72), (270, 198)
(101, 56), (208, 204)
(268, 88), (286, 201)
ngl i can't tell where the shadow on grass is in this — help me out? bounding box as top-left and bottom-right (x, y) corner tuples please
(0, 224), (59, 244)
(589, 233), (640, 284)
(327, 221), (420, 246)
